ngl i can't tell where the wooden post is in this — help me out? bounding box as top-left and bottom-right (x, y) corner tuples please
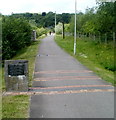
(62, 22), (65, 39)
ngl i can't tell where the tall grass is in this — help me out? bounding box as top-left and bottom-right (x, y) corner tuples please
(55, 35), (115, 85)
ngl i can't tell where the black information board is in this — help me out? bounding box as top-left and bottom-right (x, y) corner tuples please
(8, 64), (25, 76)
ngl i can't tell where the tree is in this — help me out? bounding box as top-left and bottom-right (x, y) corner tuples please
(42, 12), (46, 16)
(61, 13), (72, 39)
(96, 2), (114, 34)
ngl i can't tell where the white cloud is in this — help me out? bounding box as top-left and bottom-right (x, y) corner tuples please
(0, 0), (97, 15)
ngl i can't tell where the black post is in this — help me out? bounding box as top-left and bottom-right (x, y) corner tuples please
(62, 22), (65, 39)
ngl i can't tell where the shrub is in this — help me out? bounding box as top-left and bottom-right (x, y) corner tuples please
(36, 27), (47, 37)
(56, 22), (62, 35)
(2, 16), (32, 60)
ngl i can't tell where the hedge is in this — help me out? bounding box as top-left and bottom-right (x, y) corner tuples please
(2, 16), (32, 60)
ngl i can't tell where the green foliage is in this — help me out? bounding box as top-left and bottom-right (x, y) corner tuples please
(56, 22), (62, 34)
(11, 12), (72, 28)
(36, 27), (47, 37)
(2, 16), (32, 60)
(96, 2), (114, 33)
(61, 13), (72, 23)
(65, 24), (70, 32)
(29, 20), (38, 30)
(69, 2), (116, 42)
(77, 38), (114, 71)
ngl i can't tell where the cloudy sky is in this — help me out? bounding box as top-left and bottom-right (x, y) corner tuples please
(0, 0), (97, 15)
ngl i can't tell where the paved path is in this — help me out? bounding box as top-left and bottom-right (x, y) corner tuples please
(29, 35), (114, 118)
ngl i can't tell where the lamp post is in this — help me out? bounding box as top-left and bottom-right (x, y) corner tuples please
(74, 0), (77, 55)
(55, 11), (56, 36)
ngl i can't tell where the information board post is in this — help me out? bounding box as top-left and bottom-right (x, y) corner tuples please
(5, 60), (29, 92)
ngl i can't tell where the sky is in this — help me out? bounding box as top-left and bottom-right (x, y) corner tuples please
(0, 0), (97, 15)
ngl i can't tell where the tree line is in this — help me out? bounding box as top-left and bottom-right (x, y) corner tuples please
(11, 12), (72, 28)
(69, 2), (116, 43)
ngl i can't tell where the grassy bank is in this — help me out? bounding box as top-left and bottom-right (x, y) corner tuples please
(55, 35), (115, 86)
(2, 39), (40, 90)
(2, 38), (41, 118)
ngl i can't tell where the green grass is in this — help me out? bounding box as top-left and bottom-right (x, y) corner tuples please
(2, 95), (29, 118)
(55, 35), (115, 85)
(2, 37), (41, 118)
(12, 40), (40, 87)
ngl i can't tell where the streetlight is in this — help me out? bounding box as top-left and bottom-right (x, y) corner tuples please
(55, 11), (56, 36)
(74, 0), (77, 55)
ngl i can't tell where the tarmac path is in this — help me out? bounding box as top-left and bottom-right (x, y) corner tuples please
(29, 35), (114, 118)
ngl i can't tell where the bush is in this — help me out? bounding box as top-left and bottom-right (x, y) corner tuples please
(36, 27), (47, 37)
(56, 22), (62, 35)
(2, 16), (32, 60)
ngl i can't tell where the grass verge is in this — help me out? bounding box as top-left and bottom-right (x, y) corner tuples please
(55, 35), (115, 86)
(2, 37), (41, 118)
(2, 39), (40, 90)
(2, 95), (29, 118)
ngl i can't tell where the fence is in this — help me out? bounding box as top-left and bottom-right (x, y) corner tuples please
(76, 32), (115, 45)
